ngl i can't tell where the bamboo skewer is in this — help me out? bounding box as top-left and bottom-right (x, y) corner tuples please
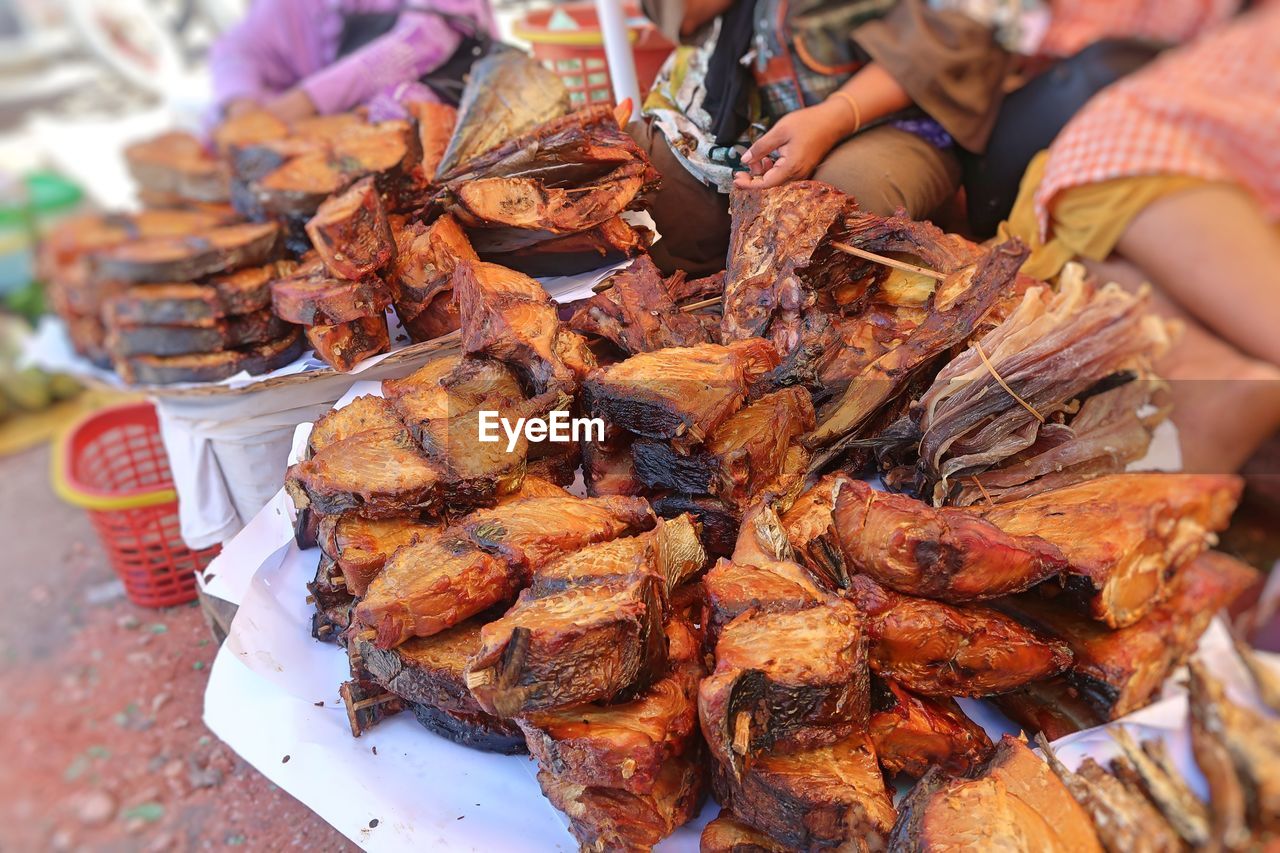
(681, 296), (721, 311)
(829, 241), (946, 281)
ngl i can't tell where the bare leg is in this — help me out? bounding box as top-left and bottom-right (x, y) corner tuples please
(1084, 256), (1280, 474)
(1115, 184), (1280, 365)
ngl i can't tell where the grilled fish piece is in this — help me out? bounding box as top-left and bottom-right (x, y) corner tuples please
(305, 176), (395, 279)
(890, 736), (1101, 853)
(316, 515), (429, 596)
(125, 130), (230, 203)
(780, 481), (1073, 695)
(453, 259), (595, 393)
(116, 327), (305, 385)
(381, 354), (460, 401)
(997, 551), (1257, 720)
(489, 215), (648, 277)
(984, 735), (1104, 853)
(1109, 728), (1211, 847)
(383, 354), (521, 411)
(1188, 661), (1280, 838)
(434, 53), (570, 182)
(318, 474), (572, 599)
(702, 557), (826, 635)
(102, 262), (284, 327)
(701, 601), (868, 772)
(568, 255), (713, 355)
(305, 313), (390, 372)
(253, 151), (350, 217)
(286, 426), (444, 519)
(870, 679), (993, 778)
(105, 308), (291, 357)
(717, 732), (896, 851)
(536, 749), (707, 853)
(92, 222), (281, 283)
(356, 529), (514, 648)
(990, 677), (1102, 741)
(461, 494), (654, 579)
(721, 181), (852, 346)
(700, 499), (832, 633)
(848, 574), (1072, 697)
(270, 272), (392, 325)
(449, 159), (651, 238)
(805, 240), (1029, 461)
(700, 810), (789, 853)
(440, 104), (647, 188)
(787, 473), (1068, 601)
(42, 208), (231, 276)
(306, 394), (403, 454)
(632, 387), (815, 511)
(404, 101), (456, 186)
(583, 430), (646, 496)
(518, 617), (703, 796)
(388, 213), (475, 335)
(467, 573), (668, 716)
(528, 514), (705, 599)
(889, 769), (1070, 853)
(977, 472), (1243, 628)
(329, 119), (422, 188)
(351, 620), (526, 753)
(585, 340), (780, 449)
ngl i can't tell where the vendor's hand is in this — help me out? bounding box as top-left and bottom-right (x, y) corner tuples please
(224, 98), (262, 119)
(734, 102), (850, 190)
(263, 88), (318, 123)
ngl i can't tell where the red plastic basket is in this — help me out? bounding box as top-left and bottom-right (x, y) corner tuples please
(514, 5), (675, 106)
(53, 402), (219, 608)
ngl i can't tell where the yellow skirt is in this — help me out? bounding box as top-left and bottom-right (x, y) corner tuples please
(999, 151), (1208, 281)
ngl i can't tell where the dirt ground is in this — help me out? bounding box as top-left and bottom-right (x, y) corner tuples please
(0, 443), (356, 852)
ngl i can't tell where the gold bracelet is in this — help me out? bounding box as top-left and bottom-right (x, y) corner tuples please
(829, 91), (862, 135)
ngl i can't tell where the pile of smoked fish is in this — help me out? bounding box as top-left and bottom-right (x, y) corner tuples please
(288, 164), (1277, 850)
(40, 53), (654, 381)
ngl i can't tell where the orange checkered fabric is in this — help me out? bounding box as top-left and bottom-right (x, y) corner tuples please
(1034, 1), (1280, 239)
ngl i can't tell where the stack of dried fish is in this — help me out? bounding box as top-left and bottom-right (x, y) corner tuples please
(294, 264), (723, 848)
(278, 174), (1273, 850)
(41, 208), (238, 368)
(897, 263), (1174, 505)
(220, 109), (425, 252)
(85, 221), (309, 384)
(268, 177), (399, 369)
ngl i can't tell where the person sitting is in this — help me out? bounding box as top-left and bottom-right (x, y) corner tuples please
(209, 0), (495, 122)
(1001, 1), (1280, 474)
(632, 0), (1016, 274)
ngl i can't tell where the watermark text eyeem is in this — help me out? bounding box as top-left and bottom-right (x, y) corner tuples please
(477, 410), (605, 452)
